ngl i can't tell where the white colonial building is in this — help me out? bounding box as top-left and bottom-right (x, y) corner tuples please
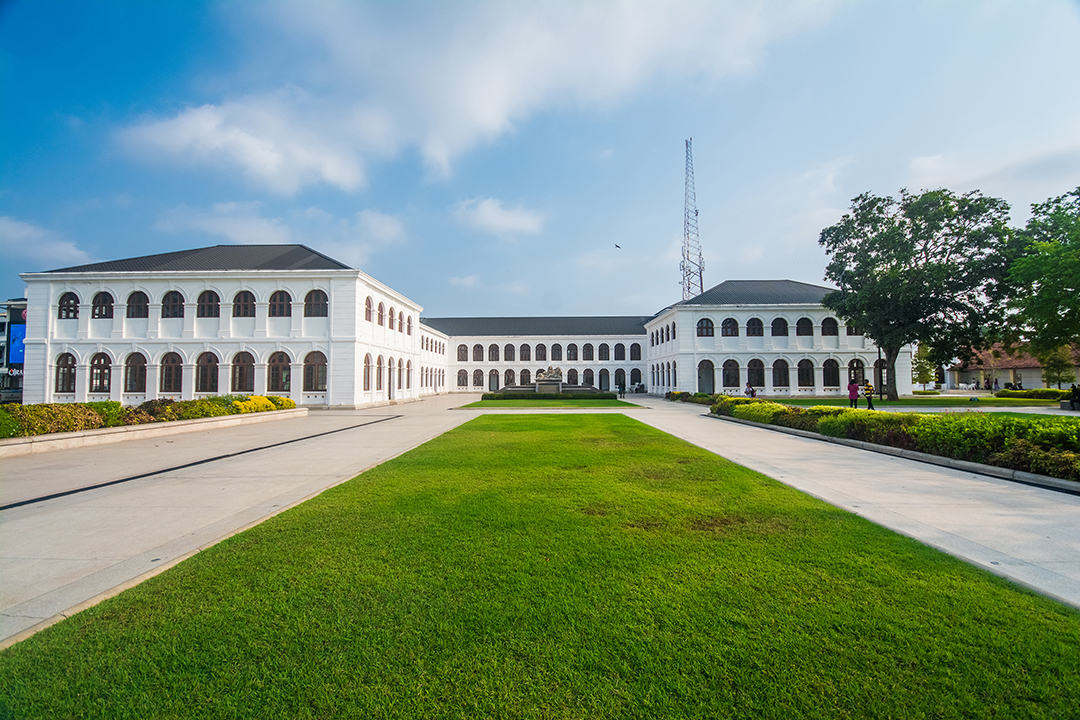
(18, 245), (911, 407)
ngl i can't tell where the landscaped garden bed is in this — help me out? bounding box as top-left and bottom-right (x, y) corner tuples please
(2, 413), (1079, 717)
(710, 396), (1080, 482)
(0, 396), (296, 440)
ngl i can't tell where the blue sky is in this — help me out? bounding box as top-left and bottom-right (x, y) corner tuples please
(2, 0), (1079, 316)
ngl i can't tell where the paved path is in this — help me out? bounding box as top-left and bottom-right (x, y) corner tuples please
(3, 395), (1079, 647)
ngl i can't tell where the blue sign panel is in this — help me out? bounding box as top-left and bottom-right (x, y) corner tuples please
(8, 323), (25, 364)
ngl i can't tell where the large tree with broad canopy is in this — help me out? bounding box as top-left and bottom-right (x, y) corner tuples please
(818, 188), (1013, 400)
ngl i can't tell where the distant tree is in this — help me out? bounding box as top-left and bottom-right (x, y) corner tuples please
(911, 343), (935, 389)
(1008, 187), (1080, 355)
(819, 188), (1012, 400)
(1040, 346), (1076, 389)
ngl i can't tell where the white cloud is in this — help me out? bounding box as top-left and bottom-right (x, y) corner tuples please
(448, 274), (480, 288)
(454, 197), (544, 236)
(118, 0), (836, 193)
(156, 202), (292, 244)
(0, 217), (92, 269)
(357, 209), (404, 244)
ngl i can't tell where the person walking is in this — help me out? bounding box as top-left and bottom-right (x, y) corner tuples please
(862, 379), (875, 410)
(847, 379), (860, 408)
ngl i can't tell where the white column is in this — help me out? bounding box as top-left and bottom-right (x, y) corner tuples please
(254, 363), (268, 396)
(77, 305), (90, 339)
(112, 306), (125, 339)
(217, 362), (229, 396)
(254, 303), (269, 338)
(182, 304), (196, 339)
(110, 363), (123, 402)
(814, 365), (825, 395)
(148, 304), (161, 339)
(145, 363), (160, 401)
(181, 365), (195, 400)
(290, 362), (303, 404)
(75, 362), (89, 402)
(218, 303), (233, 339)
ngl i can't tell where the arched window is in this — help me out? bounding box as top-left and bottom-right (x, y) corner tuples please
(388, 308), (395, 330)
(365, 297), (373, 322)
(798, 359), (814, 387)
(55, 353), (76, 392)
(58, 292), (80, 319)
(821, 317), (839, 336)
(489, 344), (499, 362)
(377, 303), (385, 326)
(599, 368), (610, 391)
(650, 332), (655, 347)
(796, 318), (814, 336)
(773, 360), (790, 387)
(127, 291), (149, 318)
(583, 369), (594, 386)
(304, 290), (329, 317)
(232, 352), (255, 393)
(233, 291), (256, 318)
(536, 344), (547, 362)
(406, 360), (412, 389)
(665, 326), (670, 343)
(89, 353), (111, 393)
(398, 312), (404, 332)
(197, 291), (220, 318)
(406, 316), (412, 335)
(848, 358), (865, 384)
(304, 351), (328, 391)
(91, 292), (114, 319)
(614, 343), (625, 361)
(566, 369), (577, 385)
(504, 344), (515, 362)
(566, 344), (578, 361)
(772, 318), (789, 336)
(582, 344), (594, 361)
(473, 344), (483, 362)
(722, 360), (740, 388)
(457, 369), (468, 387)
(269, 291), (292, 317)
(747, 359), (765, 387)
(672, 361), (677, 386)
(472, 369), (483, 386)
(457, 344), (468, 361)
(615, 368), (626, 387)
(721, 318), (738, 337)
(630, 368), (642, 385)
(630, 343), (641, 361)
(196, 352), (219, 393)
(551, 344), (562, 362)
(598, 343), (610, 361)
(397, 359), (404, 389)
(364, 354), (373, 391)
(520, 344), (531, 362)
(505, 369), (515, 387)
(746, 318), (764, 337)
(125, 353), (147, 392)
(268, 351), (291, 392)
(376, 356), (384, 390)
(696, 318), (714, 337)
(161, 291), (184, 319)
(160, 352), (183, 392)
(520, 369), (531, 386)
(823, 359), (840, 387)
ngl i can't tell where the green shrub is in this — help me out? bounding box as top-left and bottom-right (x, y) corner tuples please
(264, 395), (296, 409)
(85, 400), (125, 427)
(139, 398), (179, 421)
(174, 399), (233, 420)
(989, 440), (1080, 481)
(482, 392), (617, 401)
(913, 390), (941, 395)
(232, 396), (278, 414)
(0, 405), (19, 439)
(121, 408), (155, 425)
(4, 403), (105, 436)
(732, 402), (789, 424)
(709, 396), (766, 417)
(995, 388), (1068, 400)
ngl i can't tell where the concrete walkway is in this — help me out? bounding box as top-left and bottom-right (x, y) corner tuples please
(3, 394), (1080, 647)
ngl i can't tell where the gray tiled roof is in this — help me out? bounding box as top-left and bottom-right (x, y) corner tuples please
(677, 279), (834, 306)
(421, 316), (651, 337)
(43, 245), (352, 273)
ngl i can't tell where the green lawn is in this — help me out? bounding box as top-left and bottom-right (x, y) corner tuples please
(462, 398), (640, 408)
(779, 396), (1057, 408)
(2, 414), (1079, 718)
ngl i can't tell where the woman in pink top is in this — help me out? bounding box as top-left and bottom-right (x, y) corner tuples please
(848, 380), (860, 408)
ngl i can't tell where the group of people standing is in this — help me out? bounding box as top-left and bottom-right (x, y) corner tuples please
(848, 379), (877, 410)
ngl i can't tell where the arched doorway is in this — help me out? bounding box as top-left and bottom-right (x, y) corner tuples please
(599, 369), (610, 391)
(489, 369), (499, 392)
(697, 360), (715, 394)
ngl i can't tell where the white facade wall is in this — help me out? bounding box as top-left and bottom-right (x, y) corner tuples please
(21, 269), (426, 408)
(447, 335), (647, 393)
(645, 304), (913, 396)
(417, 324), (450, 396)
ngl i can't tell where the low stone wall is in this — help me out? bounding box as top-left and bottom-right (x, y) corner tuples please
(0, 408), (309, 458)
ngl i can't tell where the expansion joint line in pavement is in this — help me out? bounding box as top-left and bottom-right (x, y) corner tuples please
(0, 415), (403, 512)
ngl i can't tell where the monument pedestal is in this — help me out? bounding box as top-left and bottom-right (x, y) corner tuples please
(536, 380), (562, 394)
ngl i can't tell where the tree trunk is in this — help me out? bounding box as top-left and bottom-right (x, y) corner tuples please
(884, 346), (901, 401)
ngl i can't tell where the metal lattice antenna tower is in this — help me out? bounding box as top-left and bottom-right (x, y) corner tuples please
(680, 137), (704, 300)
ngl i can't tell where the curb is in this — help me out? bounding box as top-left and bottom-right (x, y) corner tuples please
(0, 408), (309, 458)
(707, 413), (1080, 496)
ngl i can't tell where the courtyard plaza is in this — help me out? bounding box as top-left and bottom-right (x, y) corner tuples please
(2, 394), (1079, 647)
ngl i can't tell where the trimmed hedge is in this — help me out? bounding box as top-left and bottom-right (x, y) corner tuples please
(0, 395), (294, 440)
(995, 388), (1069, 400)
(711, 398), (1080, 482)
(481, 392), (618, 401)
